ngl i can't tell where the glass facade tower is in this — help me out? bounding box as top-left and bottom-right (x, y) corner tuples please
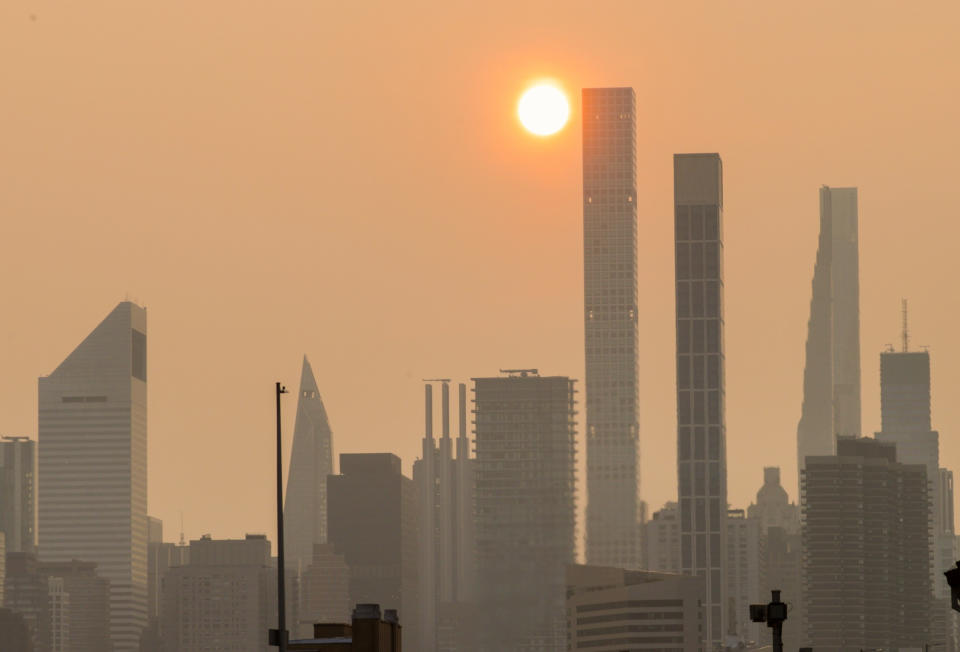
(674, 153), (727, 648)
(582, 87), (642, 569)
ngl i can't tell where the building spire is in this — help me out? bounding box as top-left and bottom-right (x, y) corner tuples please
(901, 298), (909, 353)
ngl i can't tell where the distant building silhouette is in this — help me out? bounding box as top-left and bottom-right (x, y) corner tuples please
(4, 551), (111, 652)
(39, 559), (112, 652)
(747, 467), (799, 535)
(643, 502), (680, 574)
(284, 357), (335, 571)
(802, 436), (930, 649)
(874, 325), (957, 648)
(0, 607), (34, 651)
(297, 543), (350, 637)
(565, 564), (704, 651)
(0, 436), (36, 554)
(796, 187), (861, 475)
(413, 381), (476, 652)
(161, 534), (275, 652)
(145, 517), (188, 651)
(725, 509), (761, 647)
(38, 301), (148, 652)
(582, 87), (642, 570)
(674, 152), (727, 648)
(762, 526), (803, 650)
(327, 453), (419, 651)
(473, 371), (576, 651)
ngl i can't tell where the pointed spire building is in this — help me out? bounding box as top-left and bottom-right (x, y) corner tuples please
(283, 357), (335, 570)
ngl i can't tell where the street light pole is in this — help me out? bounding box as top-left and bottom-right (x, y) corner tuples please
(275, 382), (288, 651)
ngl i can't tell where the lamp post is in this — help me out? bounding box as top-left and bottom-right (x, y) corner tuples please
(269, 382), (289, 650)
(750, 589), (787, 652)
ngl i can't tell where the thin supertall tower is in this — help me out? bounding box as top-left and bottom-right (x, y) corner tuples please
(674, 153), (727, 648)
(797, 186), (861, 474)
(284, 356), (335, 571)
(582, 87), (642, 568)
(38, 301), (148, 652)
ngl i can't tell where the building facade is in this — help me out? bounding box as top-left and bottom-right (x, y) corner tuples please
(39, 559), (112, 652)
(582, 87), (642, 570)
(161, 534), (274, 652)
(746, 467), (800, 535)
(0, 436), (36, 554)
(473, 371), (576, 651)
(796, 187), (861, 475)
(725, 510), (761, 647)
(566, 564), (704, 652)
(802, 437), (930, 649)
(297, 543), (350, 637)
(38, 301), (148, 652)
(413, 381), (476, 652)
(644, 502), (680, 574)
(327, 453), (419, 650)
(284, 357), (336, 572)
(674, 152), (727, 648)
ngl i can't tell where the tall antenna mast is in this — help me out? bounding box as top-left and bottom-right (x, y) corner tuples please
(901, 298), (909, 353)
(179, 511), (185, 546)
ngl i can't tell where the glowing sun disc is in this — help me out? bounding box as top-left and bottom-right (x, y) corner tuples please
(518, 84), (570, 136)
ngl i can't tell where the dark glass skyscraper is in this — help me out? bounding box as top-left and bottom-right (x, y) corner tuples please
(582, 87), (641, 569)
(797, 187), (861, 474)
(674, 153), (726, 647)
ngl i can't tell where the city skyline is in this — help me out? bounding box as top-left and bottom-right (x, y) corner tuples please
(2, 1), (960, 555)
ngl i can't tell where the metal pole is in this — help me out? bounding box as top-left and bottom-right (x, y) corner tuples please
(771, 590), (783, 652)
(276, 382), (287, 652)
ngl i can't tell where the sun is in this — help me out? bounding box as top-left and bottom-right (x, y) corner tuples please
(518, 83), (570, 136)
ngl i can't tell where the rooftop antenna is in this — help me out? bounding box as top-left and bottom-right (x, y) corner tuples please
(179, 511), (185, 547)
(901, 298), (909, 353)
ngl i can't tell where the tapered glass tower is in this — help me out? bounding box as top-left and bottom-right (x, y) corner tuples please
(39, 301), (148, 652)
(796, 187), (861, 474)
(674, 153), (727, 648)
(284, 356), (335, 571)
(582, 87), (642, 568)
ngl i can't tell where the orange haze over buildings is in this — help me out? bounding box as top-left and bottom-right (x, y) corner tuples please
(2, 1), (959, 553)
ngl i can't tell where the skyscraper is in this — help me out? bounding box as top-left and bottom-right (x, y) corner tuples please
(582, 87), (641, 569)
(327, 453), (419, 650)
(802, 437), (930, 649)
(473, 371), (576, 652)
(39, 301), (148, 652)
(0, 436), (36, 553)
(284, 356), (336, 572)
(797, 186), (861, 473)
(674, 152), (727, 648)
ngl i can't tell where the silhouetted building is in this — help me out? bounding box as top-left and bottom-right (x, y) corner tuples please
(725, 509), (761, 647)
(414, 381), (476, 652)
(39, 301), (148, 652)
(297, 544), (350, 638)
(161, 534), (275, 652)
(874, 326), (956, 648)
(802, 436), (930, 649)
(39, 559), (112, 652)
(0, 607), (34, 651)
(761, 526), (803, 650)
(582, 87), (642, 571)
(289, 603), (402, 652)
(746, 467), (800, 535)
(644, 502), (680, 574)
(5, 552), (48, 650)
(473, 371), (576, 651)
(566, 564), (704, 651)
(284, 357), (335, 572)
(0, 532), (5, 605)
(796, 187), (861, 477)
(674, 152), (727, 648)
(144, 520), (187, 652)
(327, 453), (419, 650)
(0, 436), (36, 554)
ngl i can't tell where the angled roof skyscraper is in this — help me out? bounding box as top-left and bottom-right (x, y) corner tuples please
(284, 356), (335, 570)
(39, 301), (148, 652)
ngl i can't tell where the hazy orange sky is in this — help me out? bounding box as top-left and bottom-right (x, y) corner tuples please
(2, 1), (959, 553)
